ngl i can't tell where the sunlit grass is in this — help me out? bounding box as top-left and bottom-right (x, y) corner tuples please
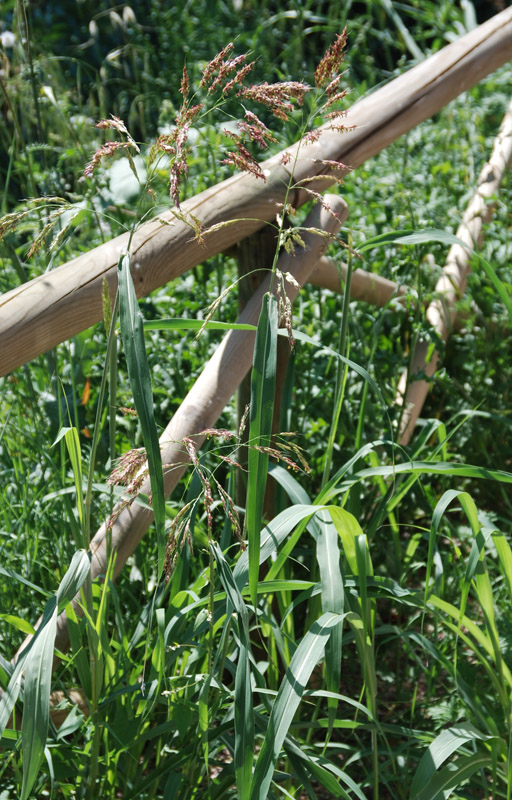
(0, 1), (512, 798)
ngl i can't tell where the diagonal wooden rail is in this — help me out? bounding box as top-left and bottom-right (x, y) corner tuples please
(1, 7), (512, 377)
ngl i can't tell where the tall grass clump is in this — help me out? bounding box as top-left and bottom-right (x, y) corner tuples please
(1, 2), (512, 799)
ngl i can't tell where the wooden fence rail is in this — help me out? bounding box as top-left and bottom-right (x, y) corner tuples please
(1, 7), (511, 377)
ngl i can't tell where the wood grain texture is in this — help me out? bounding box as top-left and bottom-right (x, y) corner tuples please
(1, 7), (511, 376)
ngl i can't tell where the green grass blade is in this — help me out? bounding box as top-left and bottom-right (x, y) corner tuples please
(327, 506), (365, 576)
(212, 542), (253, 800)
(415, 753), (492, 800)
(144, 318), (257, 332)
(118, 253), (166, 574)
(234, 504), (322, 591)
(285, 329), (381, 397)
(474, 252), (512, 324)
(493, 530), (512, 601)
(410, 723), (496, 799)
(380, 0), (423, 59)
(357, 229), (470, 253)
(315, 510), (344, 734)
(249, 611), (342, 800)
(21, 604), (57, 800)
(18, 550), (89, 799)
(355, 460), (512, 485)
(246, 293), (278, 605)
(55, 549), (91, 610)
(52, 426), (84, 537)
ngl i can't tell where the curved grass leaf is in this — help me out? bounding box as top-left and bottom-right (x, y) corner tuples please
(355, 460), (512, 485)
(21, 604), (57, 800)
(249, 612), (343, 800)
(315, 510), (344, 734)
(282, 329), (380, 397)
(410, 723), (497, 799)
(212, 542), (253, 800)
(493, 531), (512, 601)
(415, 753), (492, 800)
(118, 254), (166, 573)
(234, 504), (323, 591)
(473, 252), (512, 324)
(0, 550), (90, 800)
(52, 426), (84, 537)
(357, 229), (470, 253)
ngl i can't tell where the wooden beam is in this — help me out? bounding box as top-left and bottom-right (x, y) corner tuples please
(1, 8), (511, 376)
(310, 255), (410, 305)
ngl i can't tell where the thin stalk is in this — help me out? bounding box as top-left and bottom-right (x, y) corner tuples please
(84, 292), (120, 549)
(322, 234), (354, 486)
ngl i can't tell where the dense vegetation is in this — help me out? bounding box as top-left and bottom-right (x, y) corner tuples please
(1, 1), (511, 798)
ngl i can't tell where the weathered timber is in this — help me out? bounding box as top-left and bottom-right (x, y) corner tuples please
(396, 96), (512, 445)
(16, 197), (347, 661)
(310, 255), (410, 305)
(1, 8), (512, 376)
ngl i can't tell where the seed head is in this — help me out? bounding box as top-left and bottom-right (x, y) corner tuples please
(315, 29), (347, 89)
(238, 81), (309, 122)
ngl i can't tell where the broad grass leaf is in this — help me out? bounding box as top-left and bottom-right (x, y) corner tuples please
(249, 612), (342, 800)
(315, 510), (344, 733)
(247, 293), (278, 605)
(233, 504), (322, 591)
(409, 723), (496, 799)
(0, 615), (35, 636)
(144, 318), (256, 332)
(118, 253), (166, 574)
(285, 748), (351, 799)
(268, 465), (321, 541)
(21, 602), (57, 800)
(0, 567), (49, 598)
(414, 753), (492, 800)
(17, 550), (89, 800)
(493, 531), (512, 600)
(357, 229), (470, 252)
(328, 506), (364, 576)
(0, 550), (90, 754)
(428, 491), (503, 679)
(212, 542), (253, 799)
(355, 460), (512, 485)
(52, 426), (84, 531)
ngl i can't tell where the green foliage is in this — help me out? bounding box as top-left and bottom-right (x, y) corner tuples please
(1, 1), (512, 798)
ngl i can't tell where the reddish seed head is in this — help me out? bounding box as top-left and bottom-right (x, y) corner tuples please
(200, 42), (235, 88)
(238, 81), (309, 121)
(315, 29), (347, 89)
(84, 141), (133, 177)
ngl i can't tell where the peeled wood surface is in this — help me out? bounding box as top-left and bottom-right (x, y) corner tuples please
(1, 8), (512, 376)
(310, 255), (409, 305)
(396, 96), (512, 445)
(22, 197), (347, 660)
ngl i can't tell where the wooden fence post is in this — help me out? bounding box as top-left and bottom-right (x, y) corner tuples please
(233, 226), (278, 507)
